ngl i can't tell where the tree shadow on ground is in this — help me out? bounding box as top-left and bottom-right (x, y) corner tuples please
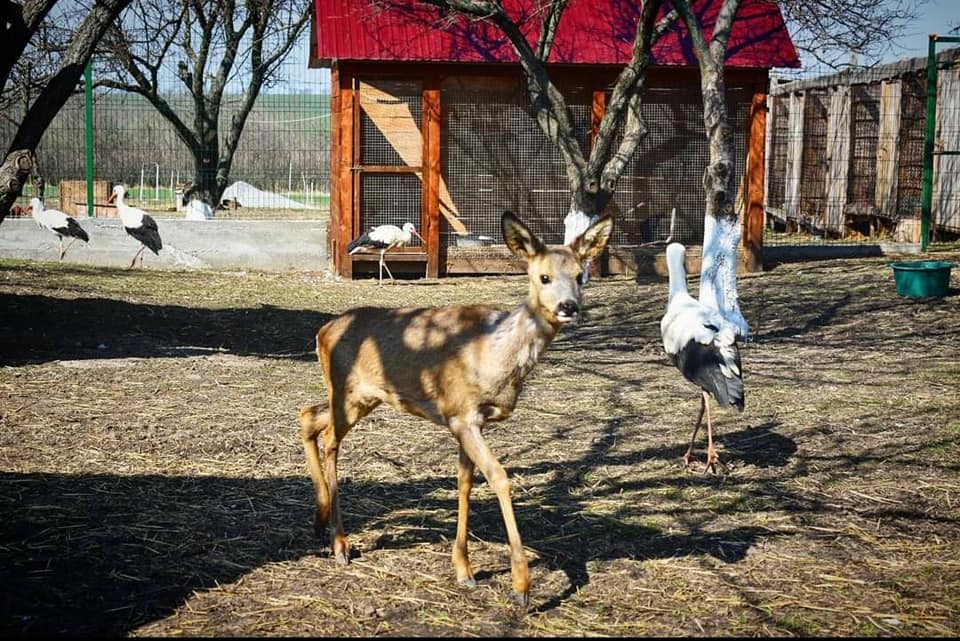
(6, 415), (957, 636)
(0, 293), (332, 366)
(0, 457), (780, 636)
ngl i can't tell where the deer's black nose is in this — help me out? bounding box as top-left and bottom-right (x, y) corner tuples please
(558, 300), (579, 318)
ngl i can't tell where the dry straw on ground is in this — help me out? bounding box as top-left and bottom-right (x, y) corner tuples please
(1, 246), (959, 637)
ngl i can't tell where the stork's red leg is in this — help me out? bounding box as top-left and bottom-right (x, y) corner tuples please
(129, 245), (146, 269)
(62, 237), (77, 259)
(703, 390), (722, 474)
(683, 393), (706, 467)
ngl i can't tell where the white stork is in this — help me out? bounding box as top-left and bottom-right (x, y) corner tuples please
(660, 242), (744, 473)
(29, 197), (90, 261)
(347, 222), (424, 284)
(107, 184), (163, 269)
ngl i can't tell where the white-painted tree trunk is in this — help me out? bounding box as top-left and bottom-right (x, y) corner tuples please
(699, 215), (749, 338)
(563, 204), (598, 283)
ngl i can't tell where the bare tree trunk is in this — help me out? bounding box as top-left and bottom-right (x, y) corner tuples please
(0, 0), (57, 92)
(0, 0), (131, 223)
(0, 149), (44, 225)
(673, 0), (749, 337)
(407, 0), (670, 281)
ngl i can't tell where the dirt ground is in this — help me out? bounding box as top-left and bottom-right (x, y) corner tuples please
(1, 246), (959, 637)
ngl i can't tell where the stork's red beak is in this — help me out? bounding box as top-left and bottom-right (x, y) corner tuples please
(412, 228), (425, 244)
(106, 193), (116, 204)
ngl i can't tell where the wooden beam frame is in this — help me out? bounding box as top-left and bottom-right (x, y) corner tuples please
(423, 75), (441, 278)
(741, 87), (767, 272)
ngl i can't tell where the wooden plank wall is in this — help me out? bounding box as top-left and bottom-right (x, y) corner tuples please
(933, 63), (960, 233)
(876, 80), (902, 221)
(783, 92), (804, 221)
(765, 46), (960, 242)
(823, 84), (850, 233)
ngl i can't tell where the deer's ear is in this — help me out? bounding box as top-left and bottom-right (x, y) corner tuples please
(502, 211), (545, 259)
(571, 215), (613, 262)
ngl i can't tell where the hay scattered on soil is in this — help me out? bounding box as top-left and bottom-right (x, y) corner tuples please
(1, 247), (959, 637)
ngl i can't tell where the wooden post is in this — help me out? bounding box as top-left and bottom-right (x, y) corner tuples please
(784, 91), (804, 221)
(742, 89), (767, 272)
(876, 79), (902, 220)
(824, 84), (851, 234)
(329, 63), (342, 275)
(933, 58), (960, 234)
(423, 77), (441, 278)
(338, 70), (357, 279)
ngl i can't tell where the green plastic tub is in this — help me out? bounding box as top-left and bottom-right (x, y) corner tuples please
(889, 260), (953, 298)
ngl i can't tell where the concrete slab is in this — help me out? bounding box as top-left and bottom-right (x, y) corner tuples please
(0, 218), (330, 272)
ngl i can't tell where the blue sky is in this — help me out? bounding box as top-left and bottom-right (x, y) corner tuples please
(880, 0), (960, 62)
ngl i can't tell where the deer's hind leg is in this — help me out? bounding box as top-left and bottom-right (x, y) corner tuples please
(299, 401), (333, 534)
(301, 393), (380, 565)
(453, 446), (477, 588)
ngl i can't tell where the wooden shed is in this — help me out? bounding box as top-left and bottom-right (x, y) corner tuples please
(311, 0), (800, 278)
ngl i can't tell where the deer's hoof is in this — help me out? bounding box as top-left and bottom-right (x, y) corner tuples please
(335, 550), (350, 566)
(511, 590), (529, 608)
(457, 577), (478, 589)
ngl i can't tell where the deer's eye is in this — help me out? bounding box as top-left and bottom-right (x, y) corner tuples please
(540, 274), (551, 285)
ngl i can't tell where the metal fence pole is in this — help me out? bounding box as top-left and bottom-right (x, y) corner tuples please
(84, 62), (94, 217)
(921, 34), (960, 250)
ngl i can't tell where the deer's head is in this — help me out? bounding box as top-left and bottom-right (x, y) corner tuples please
(502, 211), (613, 326)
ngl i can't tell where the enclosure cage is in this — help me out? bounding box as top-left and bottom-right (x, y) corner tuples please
(330, 64), (768, 279)
(765, 46), (960, 246)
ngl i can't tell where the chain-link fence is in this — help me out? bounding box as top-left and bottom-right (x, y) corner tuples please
(2, 54), (330, 220)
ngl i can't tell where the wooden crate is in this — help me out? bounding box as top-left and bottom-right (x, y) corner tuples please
(59, 180), (115, 217)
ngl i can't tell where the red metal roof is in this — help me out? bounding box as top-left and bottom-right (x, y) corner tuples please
(313, 0), (800, 68)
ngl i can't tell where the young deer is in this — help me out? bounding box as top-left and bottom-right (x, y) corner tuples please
(299, 211), (613, 606)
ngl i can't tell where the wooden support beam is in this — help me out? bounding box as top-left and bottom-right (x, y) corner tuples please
(824, 85), (851, 233)
(423, 77), (441, 278)
(330, 63), (342, 275)
(784, 92), (804, 221)
(339, 72), (357, 279)
(876, 79), (902, 221)
(742, 88), (767, 272)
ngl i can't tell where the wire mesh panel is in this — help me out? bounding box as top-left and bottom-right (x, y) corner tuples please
(609, 85), (750, 247)
(799, 89), (829, 230)
(441, 76), (591, 246)
(847, 84), (881, 209)
(767, 95), (789, 211)
(897, 76), (926, 227)
(359, 173), (423, 249)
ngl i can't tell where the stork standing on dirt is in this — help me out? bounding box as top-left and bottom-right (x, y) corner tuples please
(29, 197), (89, 261)
(347, 222), (424, 284)
(660, 242), (744, 473)
(107, 184), (162, 269)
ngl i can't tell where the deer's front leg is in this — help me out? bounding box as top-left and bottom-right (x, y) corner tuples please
(453, 445), (477, 587)
(322, 426), (350, 565)
(451, 414), (530, 607)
